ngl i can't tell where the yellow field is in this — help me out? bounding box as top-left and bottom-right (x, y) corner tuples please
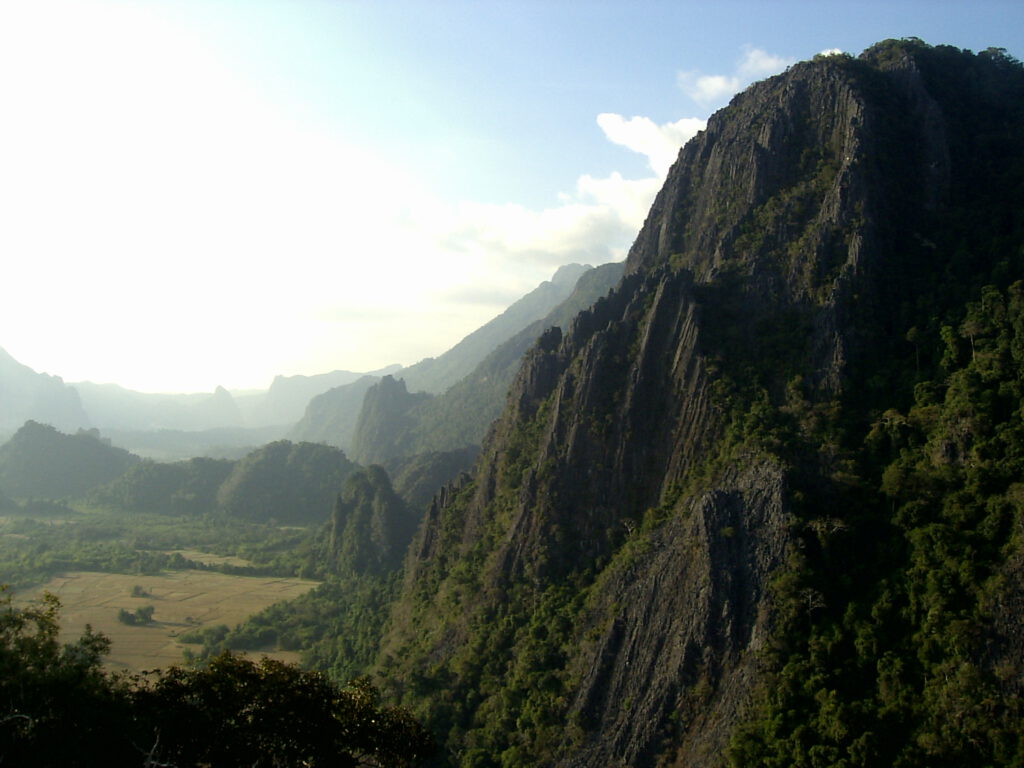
(17, 569), (319, 673)
(168, 549), (254, 568)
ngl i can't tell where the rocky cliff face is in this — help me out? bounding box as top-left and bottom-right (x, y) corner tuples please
(379, 41), (1024, 767)
(326, 465), (420, 577)
(350, 263), (625, 468)
(351, 376), (432, 465)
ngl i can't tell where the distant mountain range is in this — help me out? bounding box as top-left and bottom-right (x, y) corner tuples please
(0, 263), (618, 461)
(0, 347), (90, 433)
(347, 262), (625, 464)
(290, 262), (621, 455)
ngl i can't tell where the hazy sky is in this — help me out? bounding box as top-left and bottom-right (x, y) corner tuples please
(2, 1), (1022, 393)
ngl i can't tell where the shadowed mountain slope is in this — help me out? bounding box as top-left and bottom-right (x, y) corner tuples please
(375, 41), (1024, 768)
(293, 264), (611, 454)
(350, 262), (624, 465)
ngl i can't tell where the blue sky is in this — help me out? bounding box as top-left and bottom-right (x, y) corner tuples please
(2, 1), (1022, 393)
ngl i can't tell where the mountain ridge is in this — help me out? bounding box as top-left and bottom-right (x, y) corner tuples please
(374, 39), (1024, 767)
(0, 347), (90, 433)
(293, 263), (616, 455)
(348, 261), (624, 465)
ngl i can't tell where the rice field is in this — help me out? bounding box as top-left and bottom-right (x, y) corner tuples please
(17, 569), (319, 673)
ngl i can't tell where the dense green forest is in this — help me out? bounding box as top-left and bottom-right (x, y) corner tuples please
(728, 281), (1024, 765)
(720, 44), (1024, 767)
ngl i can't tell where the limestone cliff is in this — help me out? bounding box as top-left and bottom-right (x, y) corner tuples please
(378, 41), (1024, 767)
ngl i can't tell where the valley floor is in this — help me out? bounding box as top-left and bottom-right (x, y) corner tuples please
(15, 569), (318, 672)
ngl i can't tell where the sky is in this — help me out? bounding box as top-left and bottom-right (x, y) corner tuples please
(2, 1), (1022, 393)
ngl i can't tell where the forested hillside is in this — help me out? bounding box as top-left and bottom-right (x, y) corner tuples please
(0, 421), (139, 498)
(369, 40), (1024, 767)
(214, 441), (358, 525)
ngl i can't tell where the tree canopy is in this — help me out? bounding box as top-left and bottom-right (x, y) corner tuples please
(0, 589), (434, 767)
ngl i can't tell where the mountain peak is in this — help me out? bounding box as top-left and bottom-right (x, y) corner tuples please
(379, 41), (1024, 767)
(550, 262), (593, 287)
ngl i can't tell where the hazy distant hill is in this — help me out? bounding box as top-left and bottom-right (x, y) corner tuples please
(70, 368), (401, 459)
(0, 348), (90, 433)
(350, 261), (624, 464)
(292, 264), (605, 452)
(398, 263), (593, 395)
(99, 425), (289, 462)
(288, 375), (384, 451)
(235, 365), (402, 428)
(1, 267), (592, 458)
(72, 381), (244, 432)
(0, 421), (140, 499)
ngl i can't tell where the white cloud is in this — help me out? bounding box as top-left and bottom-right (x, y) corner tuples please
(677, 72), (742, 108)
(596, 114), (706, 177)
(416, 128), (693, 291)
(737, 46), (794, 78)
(678, 45), (795, 110)
(575, 172), (664, 227)
(818, 48), (845, 57)
(423, 198), (632, 269)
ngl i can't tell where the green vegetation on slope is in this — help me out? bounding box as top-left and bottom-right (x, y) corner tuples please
(362, 40), (1024, 768)
(182, 467), (421, 683)
(86, 456), (235, 516)
(215, 440), (358, 525)
(728, 281), (1024, 767)
(0, 421), (140, 499)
